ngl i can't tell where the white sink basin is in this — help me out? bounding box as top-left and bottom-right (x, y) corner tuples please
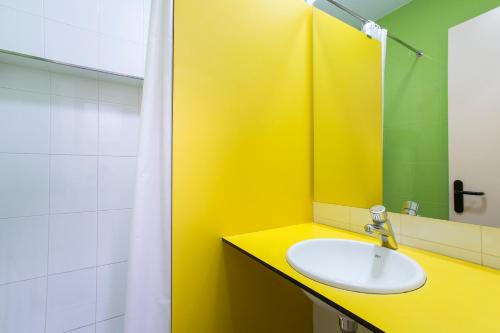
(286, 239), (426, 294)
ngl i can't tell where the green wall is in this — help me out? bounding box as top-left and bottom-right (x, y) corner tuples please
(379, 0), (500, 219)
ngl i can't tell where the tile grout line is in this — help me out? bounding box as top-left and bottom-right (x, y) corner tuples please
(0, 151), (138, 158)
(0, 78), (142, 106)
(43, 68), (52, 333)
(0, 260), (129, 288)
(62, 314), (125, 333)
(94, 79), (101, 330)
(42, 0), (46, 58)
(0, 208), (133, 220)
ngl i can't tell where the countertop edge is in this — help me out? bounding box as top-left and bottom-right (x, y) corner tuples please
(222, 237), (385, 333)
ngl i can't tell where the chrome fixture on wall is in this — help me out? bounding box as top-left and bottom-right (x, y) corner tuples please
(364, 205), (398, 250)
(306, 0), (423, 56)
(402, 201), (420, 216)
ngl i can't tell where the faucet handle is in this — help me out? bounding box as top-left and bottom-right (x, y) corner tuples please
(364, 224), (374, 234)
(369, 205), (388, 223)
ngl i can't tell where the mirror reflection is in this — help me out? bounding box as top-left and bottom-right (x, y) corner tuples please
(311, 0), (500, 226)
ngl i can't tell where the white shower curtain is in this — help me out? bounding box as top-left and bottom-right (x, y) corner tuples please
(362, 21), (387, 83)
(124, 0), (173, 332)
(362, 21), (387, 120)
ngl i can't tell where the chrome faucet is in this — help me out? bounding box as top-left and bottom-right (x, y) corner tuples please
(364, 205), (398, 250)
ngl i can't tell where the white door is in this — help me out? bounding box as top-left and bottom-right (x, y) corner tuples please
(448, 7), (500, 226)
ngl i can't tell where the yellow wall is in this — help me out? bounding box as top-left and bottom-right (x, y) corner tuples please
(313, 9), (383, 208)
(173, 0), (313, 332)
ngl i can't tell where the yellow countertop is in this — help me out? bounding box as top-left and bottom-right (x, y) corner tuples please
(223, 223), (500, 333)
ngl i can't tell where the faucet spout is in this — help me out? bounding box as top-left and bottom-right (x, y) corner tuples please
(365, 205), (398, 250)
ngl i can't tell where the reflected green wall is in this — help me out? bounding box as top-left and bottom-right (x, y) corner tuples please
(379, 0), (500, 219)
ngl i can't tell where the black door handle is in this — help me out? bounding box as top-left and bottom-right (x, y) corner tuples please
(453, 180), (485, 213)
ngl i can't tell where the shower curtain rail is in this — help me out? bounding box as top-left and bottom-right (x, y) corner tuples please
(323, 0), (424, 56)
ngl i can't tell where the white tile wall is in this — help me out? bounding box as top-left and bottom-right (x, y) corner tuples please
(0, 0), (43, 15)
(50, 155), (98, 214)
(0, 216), (48, 284)
(51, 96), (99, 155)
(0, 62), (51, 93)
(45, 19), (101, 69)
(70, 325), (96, 333)
(96, 315), (124, 333)
(99, 103), (140, 156)
(0, 277), (47, 333)
(46, 268), (97, 333)
(99, 80), (140, 106)
(0, 0), (150, 77)
(98, 210), (131, 265)
(96, 262), (128, 321)
(0, 63), (141, 332)
(50, 73), (99, 100)
(0, 88), (51, 153)
(48, 212), (98, 274)
(44, 0), (100, 32)
(314, 202), (500, 269)
(98, 156), (137, 210)
(0, 154), (50, 218)
(0, 5), (44, 56)
(100, 0), (143, 43)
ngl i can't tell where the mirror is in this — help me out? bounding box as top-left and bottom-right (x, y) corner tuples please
(312, 2), (500, 227)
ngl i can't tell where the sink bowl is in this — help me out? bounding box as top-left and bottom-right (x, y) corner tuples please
(286, 239), (426, 294)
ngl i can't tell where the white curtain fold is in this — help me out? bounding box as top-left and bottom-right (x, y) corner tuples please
(124, 0), (173, 332)
(362, 20), (387, 119)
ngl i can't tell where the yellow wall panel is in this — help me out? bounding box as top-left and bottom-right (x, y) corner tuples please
(313, 9), (383, 208)
(173, 0), (313, 332)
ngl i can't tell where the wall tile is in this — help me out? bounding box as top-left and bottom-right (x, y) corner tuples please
(46, 268), (97, 333)
(96, 316), (124, 333)
(44, 0), (99, 32)
(96, 262), (128, 321)
(0, 154), (49, 218)
(400, 235), (482, 264)
(99, 102), (140, 156)
(481, 226), (500, 257)
(482, 254), (500, 270)
(49, 212), (98, 274)
(51, 96), (99, 155)
(99, 36), (145, 77)
(0, 277), (46, 333)
(313, 203), (500, 268)
(0, 216), (48, 284)
(143, 0), (152, 44)
(99, 81), (140, 106)
(0, 57), (141, 331)
(98, 156), (136, 210)
(313, 202), (349, 224)
(0, 63), (50, 93)
(314, 217), (350, 231)
(401, 215), (481, 252)
(98, 209), (131, 265)
(0, 6), (44, 56)
(45, 19), (99, 68)
(0, 0), (43, 15)
(0, 88), (50, 153)
(51, 73), (98, 101)
(50, 155), (98, 214)
(68, 325), (95, 333)
(100, 0), (143, 43)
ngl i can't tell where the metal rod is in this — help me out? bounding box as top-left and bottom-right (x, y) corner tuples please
(387, 32), (424, 56)
(322, 0), (423, 56)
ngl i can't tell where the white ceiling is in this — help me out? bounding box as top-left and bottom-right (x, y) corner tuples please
(313, 0), (412, 29)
